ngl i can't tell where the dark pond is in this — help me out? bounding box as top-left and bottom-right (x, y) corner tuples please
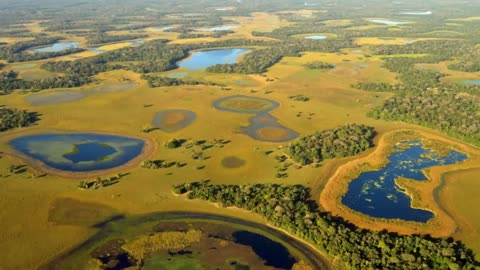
(342, 140), (467, 222)
(63, 142), (117, 163)
(177, 49), (251, 71)
(44, 212), (327, 270)
(10, 133), (144, 172)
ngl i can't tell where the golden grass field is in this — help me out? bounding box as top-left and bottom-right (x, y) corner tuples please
(1, 14), (480, 269)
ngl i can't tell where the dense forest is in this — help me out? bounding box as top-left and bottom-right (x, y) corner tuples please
(173, 182), (480, 270)
(285, 124), (376, 165)
(369, 89), (480, 146)
(86, 33), (147, 45)
(0, 106), (38, 131)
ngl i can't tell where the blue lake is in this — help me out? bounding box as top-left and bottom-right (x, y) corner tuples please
(177, 49), (250, 71)
(10, 134), (145, 172)
(305, 35), (328, 40)
(32, 42), (79, 53)
(368, 19), (410, 25)
(463, 80), (480, 85)
(63, 142), (117, 163)
(342, 140), (467, 222)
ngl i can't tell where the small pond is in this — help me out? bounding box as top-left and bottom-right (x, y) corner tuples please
(342, 140), (467, 222)
(32, 42), (79, 53)
(305, 35), (328, 40)
(154, 26), (174, 31)
(368, 19), (410, 25)
(213, 95), (298, 142)
(10, 133), (145, 172)
(195, 25), (239, 31)
(152, 109), (197, 132)
(177, 48), (250, 71)
(463, 80), (480, 86)
(25, 90), (87, 106)
(131, 39), (144, 46)
(87, 47), (106, 54)
(45, 212), (326, 270)
(24, 83), (137, 106)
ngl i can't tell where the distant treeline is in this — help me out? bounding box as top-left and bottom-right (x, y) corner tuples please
(86, 32), (148, 45)
(143, 75), (222, 87)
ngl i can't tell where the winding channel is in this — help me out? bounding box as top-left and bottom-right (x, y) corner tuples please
(43, 211), (330, 270)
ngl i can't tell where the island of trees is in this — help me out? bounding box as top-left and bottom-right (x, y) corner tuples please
(285, 124), (376, 165)
(0, 106), (38, 132)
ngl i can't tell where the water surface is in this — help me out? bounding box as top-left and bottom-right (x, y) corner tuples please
(399, 11), (432, 15)
(342, 140), (467, 222)
(177, 49), (250, 70)
(10, 133), (145, 172)
(368, 19), (410, 25)
(305, 35), (328, 40)
(195, 25), (238, 31)
(463, 80), (480, 85)
(32, 42), (79, 53)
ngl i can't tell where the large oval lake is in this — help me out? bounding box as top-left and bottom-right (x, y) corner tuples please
(342, 140), (467, 222)
(10, 134), (145, 172)
(177, 49), (251, 70)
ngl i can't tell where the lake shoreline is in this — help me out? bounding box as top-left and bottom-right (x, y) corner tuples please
(320, 129), (479, 237)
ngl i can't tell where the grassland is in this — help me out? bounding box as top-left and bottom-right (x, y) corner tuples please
(1, 9), (480, 270)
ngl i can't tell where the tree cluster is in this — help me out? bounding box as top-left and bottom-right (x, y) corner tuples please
(304, 61), (336, 70)
(0, 106), (38, 132)
(285, 124), (376, 165)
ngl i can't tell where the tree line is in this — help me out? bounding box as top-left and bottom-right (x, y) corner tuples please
(173, 182), (480, 270)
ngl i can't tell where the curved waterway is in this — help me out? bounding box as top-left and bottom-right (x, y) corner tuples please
(342, 140), (467, 222)
(44, 211), (329, 270)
